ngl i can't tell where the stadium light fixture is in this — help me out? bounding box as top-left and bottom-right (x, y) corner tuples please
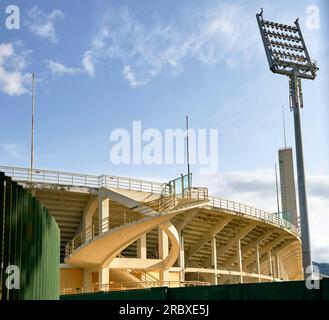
(256, 9), (319, 279)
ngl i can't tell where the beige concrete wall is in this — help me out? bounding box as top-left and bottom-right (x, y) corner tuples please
(169, 271), (180, 282)
(60, 268), (83, 290)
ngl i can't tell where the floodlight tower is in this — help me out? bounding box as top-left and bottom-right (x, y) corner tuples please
(256, 9), (319, 279)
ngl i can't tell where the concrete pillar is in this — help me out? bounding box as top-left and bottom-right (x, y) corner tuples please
(237, 239), (243, 284)
(268, 250), (273, 279)
(275, 253), (281, 280)
(137, 234), (147, 259)
(158, 227), (169, 283)
(98, 266), (110, 291)
(256, 244), (261, 283)
(83, 268), (93, 291)
(98, 191), (110, 233)
(211, 237), (218, 285)
(83, 197), (97, 241)
(158, 227), (169, 258)
(178, 233), (185, 282)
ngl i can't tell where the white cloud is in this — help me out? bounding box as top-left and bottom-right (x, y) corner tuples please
(86, 4), (261, 86)
(1, 143), (27, 160)
(82, 51), (95, 77)
(45, 52), (95, 78)
(46, 53), (95, 78)
(47, 60), (80, 76)
(0, 43), (30, 96)
(122, 65), (141, 87)
(27, 6), (64, 43)
(2, 143), (20, 158)
(194, 170), (329, 263)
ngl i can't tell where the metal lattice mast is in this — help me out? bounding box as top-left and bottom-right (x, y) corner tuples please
(256, 9), (318, 279)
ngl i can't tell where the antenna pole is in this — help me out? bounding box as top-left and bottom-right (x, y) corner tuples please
(30, 73), (35, 181)
(282, 105), (287, 148)
(275, 163), (280, 214)
(186, 115), (191, 188)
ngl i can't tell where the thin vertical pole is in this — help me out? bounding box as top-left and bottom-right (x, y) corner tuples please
(291, 72), (312, 279)
(30, 73), (35, 181)
(282, 105), (287, 148)
(185, 115), (191, 189)
(275, 163), (280, 214)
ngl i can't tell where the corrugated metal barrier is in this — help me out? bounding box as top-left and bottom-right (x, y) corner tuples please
(61, 279), (329, 300)
(0, 172), (60, 300)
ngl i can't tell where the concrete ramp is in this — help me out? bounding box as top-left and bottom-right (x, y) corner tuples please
(65, 211), (179, 269)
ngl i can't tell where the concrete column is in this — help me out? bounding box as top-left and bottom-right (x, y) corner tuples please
(256, 244), (261, 283)
(98, 191), (110, 233)
(268, 250), (273, 279)
(98, 266), (110, 291)
(178, 234), (185, 282)
(83, 197), (97, 241)
(211, 237), (218, 285)
(137, 234), (147, 259)
(83, 268), (93, 291)
(158, 227), (169, 283)
(237, 239), (243, 284)
(276, 253), (281, 280)
(158, 227), (169, 259)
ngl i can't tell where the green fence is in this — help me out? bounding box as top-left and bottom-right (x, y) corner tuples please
(61, 279), (329, 300)
(0, 172), (60, 300)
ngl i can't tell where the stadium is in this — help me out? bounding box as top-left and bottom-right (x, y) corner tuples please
(1, 165), (302, 295)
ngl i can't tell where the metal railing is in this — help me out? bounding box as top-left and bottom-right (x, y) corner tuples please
(131, 187), (209, 215)
(65, 216), (113, 256)
(117, 253), (160, 285)
(2, 165), (298, 241)
(60, 280), (210, 295)
(206, 196), (299, 236)
(65, 189), (210, 257)
(0, 165), (166, 194)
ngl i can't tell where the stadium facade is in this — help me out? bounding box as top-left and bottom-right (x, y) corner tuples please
(0, 166), (303, 294)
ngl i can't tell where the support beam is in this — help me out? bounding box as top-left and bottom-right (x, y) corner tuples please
(98, 266), (109, 290)
(158, 227), (169, 282)
(211, 237), (218, 285)
(82, 196), (98, 241)
(204, 222), (256, 267)
(178, 234), (185, 281)
(137, 234), (147, 259)
(176, 209), (199, 231)
(256, 244), (261, 283)
(244, 235), (287, 269)
(247, 237), (296, 272)
(237, 239), (243, 283)
(218, 223), (257, 257)
(98, 191), (110, 232)
(188, 216), (232, 258)
(83, 267), (93, 290)
(223, 229), (274, 268)
(276, 253), (281, 280)
(158, 227), (169, 259)
(268, 250), (273, 278)
(211, 237), (217, 269)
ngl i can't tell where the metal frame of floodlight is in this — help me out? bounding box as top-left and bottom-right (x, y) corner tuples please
(256, 10), (318, 80)
(256, 9), (319, 280)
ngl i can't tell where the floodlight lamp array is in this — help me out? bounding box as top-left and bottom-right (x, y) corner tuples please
(256, 11), (318, 80)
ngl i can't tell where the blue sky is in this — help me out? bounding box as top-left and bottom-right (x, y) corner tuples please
(0, 0), (328, 261)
